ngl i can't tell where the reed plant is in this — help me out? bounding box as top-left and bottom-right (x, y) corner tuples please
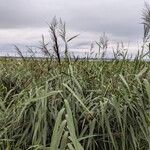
(0, 3), (150, 150)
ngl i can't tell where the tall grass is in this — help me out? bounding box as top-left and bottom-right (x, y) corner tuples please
(0, 53), (150, 150)
(0, 3), (150, 150)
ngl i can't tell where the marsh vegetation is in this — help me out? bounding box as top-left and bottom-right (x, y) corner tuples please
(0, 3), (150, 150)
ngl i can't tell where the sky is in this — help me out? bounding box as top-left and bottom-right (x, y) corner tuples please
(0, 0), (147, 56)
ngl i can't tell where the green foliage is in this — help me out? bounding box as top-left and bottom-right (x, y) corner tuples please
(0, 8), (150, 148)
(0, 56), (150, 150)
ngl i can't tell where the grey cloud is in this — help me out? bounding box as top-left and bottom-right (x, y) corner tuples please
(0, 0), (147, 48)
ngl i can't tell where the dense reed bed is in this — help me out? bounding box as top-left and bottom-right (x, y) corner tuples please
(0, 50), (150, 150)
(0, 3), (150, 149)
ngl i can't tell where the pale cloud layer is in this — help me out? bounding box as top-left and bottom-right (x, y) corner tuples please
(0, 0), (147, 55)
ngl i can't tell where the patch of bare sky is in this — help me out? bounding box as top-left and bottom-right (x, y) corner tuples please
(0, 0), (147, 55)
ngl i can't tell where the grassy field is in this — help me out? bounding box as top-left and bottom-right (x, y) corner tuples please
(0, 54), (150, 150)
(0, 4), (150, 149)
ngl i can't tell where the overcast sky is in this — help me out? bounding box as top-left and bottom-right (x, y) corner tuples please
(0, 0), (147, 55)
